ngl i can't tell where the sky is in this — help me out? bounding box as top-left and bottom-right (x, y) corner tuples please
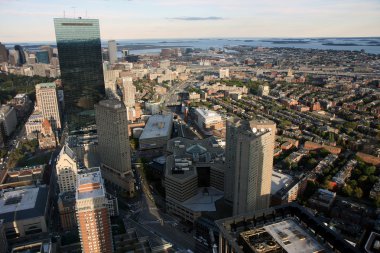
(0, 0), (379, 42)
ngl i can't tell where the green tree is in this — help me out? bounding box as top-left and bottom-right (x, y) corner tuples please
(354, 188), (363, 199)
(364, 166), (376, 176)
(343, 185), (353, 197)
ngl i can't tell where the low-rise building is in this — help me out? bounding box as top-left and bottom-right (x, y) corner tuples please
(0, 185), (49, 239)
(139, 114), (173, 150)
(308, 188), (336, 211)
(38, 119), (57, 149)
(193, 108), (224, 135)
(25, 110), (44, 139)
(216, 203), (358, 253)
(332, 159), (357, 188)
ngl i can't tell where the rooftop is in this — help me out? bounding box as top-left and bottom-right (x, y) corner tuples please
(139, 114), (173, 140)
(76, 168), (105, 200)
(0, 185), (49, 223)
(271, 171), (293, 195)
(182, 187), (224, 212)
(35, 82), (56, 89)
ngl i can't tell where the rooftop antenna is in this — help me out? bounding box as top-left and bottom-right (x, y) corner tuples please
(71, 6), (76, 18)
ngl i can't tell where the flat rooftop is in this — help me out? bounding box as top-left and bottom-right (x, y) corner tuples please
(35, 82), (56, 89)
(182, 187), (224, 212)
(271, 171), (293, 195)
(263, 219), (327, 253)
(76, 168), (105, 200)
(139, 114), (173, 140)
(0, 186), (48, 223)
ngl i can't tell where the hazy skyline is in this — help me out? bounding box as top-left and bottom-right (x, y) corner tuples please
(0, 0), (379, 43)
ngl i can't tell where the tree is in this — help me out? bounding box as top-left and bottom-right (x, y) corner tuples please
(354, 188), (363, 199)
(342, 185), (353, 197)
(364, 166), (376, 176)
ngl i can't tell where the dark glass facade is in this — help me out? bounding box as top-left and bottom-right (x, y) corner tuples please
(36, 51), (49, 64)
(14, 45), (26, 66)
(54, 18), (105, 131)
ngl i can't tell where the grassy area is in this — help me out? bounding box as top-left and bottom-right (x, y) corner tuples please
(17, 151), (52, 167)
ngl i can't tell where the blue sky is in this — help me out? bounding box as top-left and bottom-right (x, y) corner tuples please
(0, 0), (379, 42)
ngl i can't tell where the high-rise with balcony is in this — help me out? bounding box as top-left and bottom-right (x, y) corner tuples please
(54, 18), (105, 130)
(76, 168), (113, 253)
(35, 82), (62, 130)
(225, 119), (276, 216)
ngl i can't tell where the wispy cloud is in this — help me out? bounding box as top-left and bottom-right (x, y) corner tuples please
(168, 16), (224, 21)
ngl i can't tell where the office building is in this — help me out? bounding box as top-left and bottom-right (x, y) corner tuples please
(40, 45), (53, 62)
(95, 100), (134, 195)
(121, 77), (136, 108)
(139, 114), (173, 150)
(165, 137), (225, 223)
(219, 68), (229, 78)
(25, 110), (44, 139)
(76, 169), (113, 253)
(0, 185), (49, 239)
(258, 84), (270, 97)
(35, 82), (62, 129)
(3, 164), (46, 186)
(7, 93), (33, 119)
(225, 119), (276, 216)
(14, 45), (26, 66)
(108, 40), (117, 64)
(36, 50), (50, 64)
(95, 100), (131, 175)
(193, 108), (224, 135)
(54, 18), (105, 130)
(216, 203), (359, 253)
(0, 105), (17, 137)
(56, 145), (79, 193)
(0, 42), (8, 63)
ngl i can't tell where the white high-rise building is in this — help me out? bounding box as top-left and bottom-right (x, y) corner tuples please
(56, 145), (79, 193)
(219, 68), (230, 78)
(0, 105), (17, 137)
(121, 77), (136, 108)
(108, 40), (117, 64)
(35, 82), (61, 129)
(225, 119), (276, 216)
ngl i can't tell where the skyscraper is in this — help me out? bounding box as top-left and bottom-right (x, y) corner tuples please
(14, 45), (26, 66)
(0, 43), (8, 63)
(225, 118), (276, 216)
(108, 40), (117, 64)
(56, 144), (79, 193)
(121, 77), (136, 108)
(54, 18), (105, 130)
(95, 100), (132, 176)
(76, 168), (113, 253)
(35, 82), (62, 129)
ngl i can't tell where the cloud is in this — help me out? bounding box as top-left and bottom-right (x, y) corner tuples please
(168, 16), (224, 21)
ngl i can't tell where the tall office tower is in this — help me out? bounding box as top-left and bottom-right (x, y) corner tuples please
(14, 45), (26, 66)
(95, 100), (132, 176)
(0, 43), (8, 63)
(56, 145), (79, 193)
(54, 18), (105, 130)
(35, 82), (62, 129)
(225, 118), (276, 216)
(40, 45), (53, 62)
(121, 77), (136, 108)
(36, 50), (50, 64)
(108, 40), (117, 64)
(76, 168), (113, 253)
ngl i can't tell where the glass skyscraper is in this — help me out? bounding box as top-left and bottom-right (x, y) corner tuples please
(54, 18), (105, 131)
